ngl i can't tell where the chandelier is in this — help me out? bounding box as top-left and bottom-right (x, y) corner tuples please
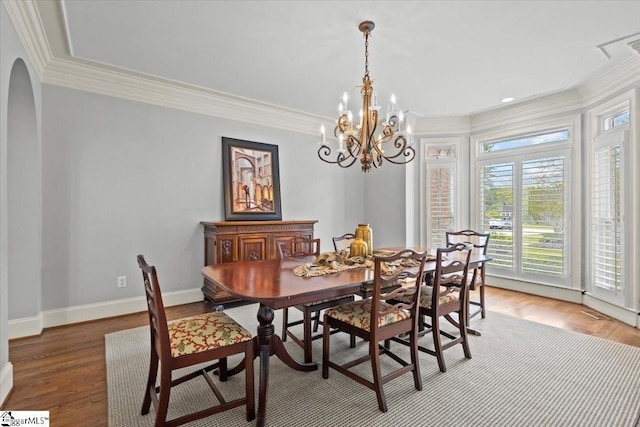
(318, 20), (415, 172)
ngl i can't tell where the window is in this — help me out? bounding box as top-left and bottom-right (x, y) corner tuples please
(424, 142), (458, 248)
(588, 106), (629, 306)
(477, 127), (572, 286)
(482, 129), (569, 153)
(480, 163), (513, 269)
(604, 111), (630, 131)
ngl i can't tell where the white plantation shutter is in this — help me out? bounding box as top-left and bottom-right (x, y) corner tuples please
(478, 126), (571, 286)
(428, 166), (455, 248)
(521, 157), (565, 276)
(480, 163), (514, 270)
(425, 144), (457, 248)
(591, 132), (625, 304)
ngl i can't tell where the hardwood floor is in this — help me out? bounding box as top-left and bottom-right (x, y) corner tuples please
(2, 286), (639, 426)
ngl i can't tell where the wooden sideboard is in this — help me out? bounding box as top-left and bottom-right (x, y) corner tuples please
(200, 220), (317, 303)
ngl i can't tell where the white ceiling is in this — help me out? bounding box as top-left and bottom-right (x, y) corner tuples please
(51, 1), (640, 118)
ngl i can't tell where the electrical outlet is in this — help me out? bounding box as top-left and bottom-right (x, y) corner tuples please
(117, 276), (127, 288)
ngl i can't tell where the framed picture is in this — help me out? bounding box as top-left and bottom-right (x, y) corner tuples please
(222, 137), (282, 221)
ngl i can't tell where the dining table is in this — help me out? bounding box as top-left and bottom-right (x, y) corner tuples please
(201, 249), (491, 427)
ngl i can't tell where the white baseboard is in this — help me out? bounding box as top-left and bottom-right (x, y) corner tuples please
(488, 276), (639, 327)
(583, 294), (638, 327)
(8, 315), (42, 340)
(1, 362), (13, 407)
(487, 276), (583, 303)
(8, 288), (204, 339)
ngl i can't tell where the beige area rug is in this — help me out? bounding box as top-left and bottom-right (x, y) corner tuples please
(106, 305), (640, 427)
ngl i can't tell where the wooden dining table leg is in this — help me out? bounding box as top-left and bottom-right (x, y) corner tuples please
(256, 303), (273, 427)
(254, 303), (317, 427)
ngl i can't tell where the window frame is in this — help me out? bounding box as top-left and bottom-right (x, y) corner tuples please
(470, 115), (582, 289)
(585, 92), (634, 309)
(420, 137), (467, 249)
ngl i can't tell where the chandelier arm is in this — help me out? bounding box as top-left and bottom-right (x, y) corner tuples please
(317, 145), (342, 165)
(337, 114), (350, 134)
(382, 147), (416, 164)
(317, 145), (360, 168)
(387, 114), (400, 132)
(367, 110), (379, 146)
(338, 154), (359, 168)
(378, 135), (416, 164)
(338, 142), (360, 168)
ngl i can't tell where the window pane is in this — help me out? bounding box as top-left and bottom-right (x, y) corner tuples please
(603, 110), (630, 131)
(481, 163), (513, 269)
(428, 166), (455, 248)
(592, 144), (622, 293)
(612, 111), (629, 128)
(522, 157), (565, 276)
(427, 146), (455, 158)
(482, 129), (569, 152)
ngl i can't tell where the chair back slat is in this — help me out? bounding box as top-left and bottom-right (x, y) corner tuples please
(276, 236), (320, 258)
(445, 229), (490, 289)
(332, 233), (356, 252)
(431, 243), (473, 313)
(137, 255), (170, 354)
(446, 229), (490, 257)
(371, 249), (428, 331)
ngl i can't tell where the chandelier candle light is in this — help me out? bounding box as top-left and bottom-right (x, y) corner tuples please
(318, 20), (416, 172)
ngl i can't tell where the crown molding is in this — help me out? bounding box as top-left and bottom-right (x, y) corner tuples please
(4, 0), (639, 139)
(43, 57), (327, 135)
(469, 89), (583, 134)
(578, 55), (640, 108)
(3, 0), (328, 136)
(413, 116), (471, 135)
(2, 0), (52, 77)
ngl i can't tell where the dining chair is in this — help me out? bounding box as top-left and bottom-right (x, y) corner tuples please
(137, 255), (255, 426)
(389, 243), (473, 373)
(446, 229), (490, 321)
(276, 236), (355, 363)
(332, 233), (356, 252)
(322, 249), (428, 412)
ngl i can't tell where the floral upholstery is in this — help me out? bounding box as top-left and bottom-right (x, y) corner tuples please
(324, 299), (410, 331)
(167, 312), (253, 358)
(394, 285), (459, 309)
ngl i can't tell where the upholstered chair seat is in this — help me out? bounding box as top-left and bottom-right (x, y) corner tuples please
(168, 312), (253, 357)
(323, 299), (410, 331)
(393, 285), (459, 309)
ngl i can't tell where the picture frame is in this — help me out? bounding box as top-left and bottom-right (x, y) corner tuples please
(221, 137), (282, 221)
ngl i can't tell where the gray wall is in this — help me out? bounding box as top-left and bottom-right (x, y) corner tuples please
(1, 3), (43, 401)
(40, 85), (368, 310)
(363, 160), (409, 248)
(0, 3), (406, 402)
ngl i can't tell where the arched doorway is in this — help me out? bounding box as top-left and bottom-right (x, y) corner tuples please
(7, 59), (40, 325)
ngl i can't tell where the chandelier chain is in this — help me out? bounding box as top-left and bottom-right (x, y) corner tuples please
(364, 32), (369, 78)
